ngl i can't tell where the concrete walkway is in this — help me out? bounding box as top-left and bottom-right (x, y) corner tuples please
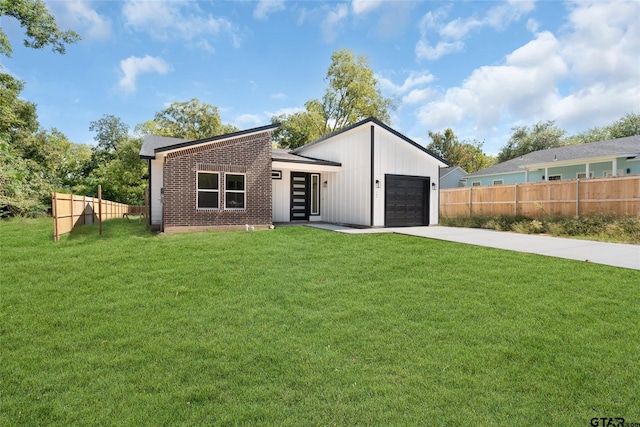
(305, 223), (640, 270)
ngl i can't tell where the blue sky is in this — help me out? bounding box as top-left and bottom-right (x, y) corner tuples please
(2, 0), (639, 154)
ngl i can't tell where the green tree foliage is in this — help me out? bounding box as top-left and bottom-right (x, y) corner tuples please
(0, 0), (80, 57)
(273, 49), (395, 148)
(427, 128), (495, 173)
(142, 98), (238, 140)
(565, 112), (640, 144)
(497, 120), (566, 163)
(87, 115), (147, 204)
(91, 138), (146, 205)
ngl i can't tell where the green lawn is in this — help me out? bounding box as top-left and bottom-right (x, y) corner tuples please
(1, 218), (638, 426)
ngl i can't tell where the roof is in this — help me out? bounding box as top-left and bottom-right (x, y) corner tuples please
(139, 129), (341, 167)
(139, 123), (280, 159)
(272, 148), (341, 166)
(468, 135), (640, 177)
(292, 117), (449, 166)
(440, 166), (468, 179)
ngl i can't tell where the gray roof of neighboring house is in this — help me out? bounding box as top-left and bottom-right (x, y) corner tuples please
(139, 132), (340, 166)
(439, 166), (468, 179)
(468, 135), (640, 177)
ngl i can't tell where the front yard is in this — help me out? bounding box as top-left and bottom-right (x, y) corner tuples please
(1, 218), (638, 425)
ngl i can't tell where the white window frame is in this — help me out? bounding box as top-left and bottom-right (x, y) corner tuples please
(310, 173), (320, 215)
(472, 181), (481, 187)
(492, 179), (504, 185)
(576, 171), (594, 179)
(603, 169), (624, 177)
(548, 174), (562, 181)
(224, 173), (246, 210)
(196, 171), (220, 210)
(272, 170), (282, 180)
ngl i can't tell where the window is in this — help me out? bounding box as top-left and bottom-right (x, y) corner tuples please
(577, 172), (594, 179)
(225, 174), (245, 209)
(472, 182), (481, 187)
(310, 174), (320, 215)
(197, 172), (219, 209)
(548, 175), (562, 181)
(603, 170), (623, 177)
(492, 179), (504, 185)
(272, 170), (282, 179)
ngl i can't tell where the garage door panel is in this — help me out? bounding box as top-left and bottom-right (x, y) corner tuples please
(385, 175), (430, 227)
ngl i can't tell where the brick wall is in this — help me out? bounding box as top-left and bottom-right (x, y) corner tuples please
(163, 132), (272, 230)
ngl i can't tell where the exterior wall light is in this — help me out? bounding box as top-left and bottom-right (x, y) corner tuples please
(375, 179), (380, 188)
(432, 182), (437, 190)
(323, 180), (328, 188)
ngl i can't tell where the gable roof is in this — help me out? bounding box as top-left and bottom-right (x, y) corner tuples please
(292, 117), (448, 166)
(139, 123), (280, 159)
(468, 135), (640, 177)
(440, 166), (468, 179)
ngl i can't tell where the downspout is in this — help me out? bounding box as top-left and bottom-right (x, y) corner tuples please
(370, 125), (375, 227)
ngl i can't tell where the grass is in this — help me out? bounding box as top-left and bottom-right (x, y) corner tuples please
(1, 218), (639, 426)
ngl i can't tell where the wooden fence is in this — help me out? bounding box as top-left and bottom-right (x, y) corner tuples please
(440, 175), (640, 219)
(52, 186), (147, 241)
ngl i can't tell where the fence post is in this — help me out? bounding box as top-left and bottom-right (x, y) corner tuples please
(52, 192), (59, 242)
(576, 179), (580, 217)
(469, 187), (473, 217)
(514, 184), (518, 216)
(98, 185), (103, 236)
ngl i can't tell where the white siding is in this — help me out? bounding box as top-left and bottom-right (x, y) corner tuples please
(150, 155), (165, 225)
(298, 126), (372, 226)
(271, 169), (290, 222)
(298, 122), (445, 227)
(373, 125), (442, 226)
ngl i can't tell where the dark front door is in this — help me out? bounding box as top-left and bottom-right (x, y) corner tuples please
(385, 175), (430, 227)
(290, 172), (309, 221)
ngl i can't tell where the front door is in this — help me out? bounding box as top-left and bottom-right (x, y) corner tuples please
(290, 172), (309, 221)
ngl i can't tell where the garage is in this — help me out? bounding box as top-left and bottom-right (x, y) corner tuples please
(384, 174), (430, 227)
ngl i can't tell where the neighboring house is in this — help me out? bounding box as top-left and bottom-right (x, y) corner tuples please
(439, 166), (468, 189)
(140, 117), (448, 232)
(465, 135), (640, 186)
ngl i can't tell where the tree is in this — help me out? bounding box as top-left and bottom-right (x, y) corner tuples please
(0, 0), (80, 57)
(143, 98), (238, 140)
(497, 120), (565, 163)
(320, 49), (394, 134)
(88, 114), (130, 169)
(273, 49), (395, 148)
(91, 138), (147, 204)
(427, 128), (495, 173)
(563, 112), (640, 145)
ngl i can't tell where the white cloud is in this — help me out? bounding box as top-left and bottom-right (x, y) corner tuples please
(254, 0), (286, 20)
(526, 18), (539, 33)
(403, 88), (435, 104)
(271, 93), (287, 100)
(118, 55), (172, 93)
(321, 4), (349, 42)
(234, 114), (264, 129)
(415, 1), (640, 151)
(51, 0), (112, 40)
(266, 107), (306, 118)
(416, 40), (464, 60)
(416, 1), (534, 61)
(352, 0), (383, 15)
(377, 71), (434, 94)
(122, 1), (239, 48)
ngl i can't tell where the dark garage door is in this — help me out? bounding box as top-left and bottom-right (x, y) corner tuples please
(385, 175), (430, 227)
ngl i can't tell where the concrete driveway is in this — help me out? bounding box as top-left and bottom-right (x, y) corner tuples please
(306, 224), (640, 270)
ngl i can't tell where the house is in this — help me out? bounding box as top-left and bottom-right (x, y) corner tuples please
(439, 166), (468, 189)
(465, 135), (640, 186)
(140, 117), (447, 232)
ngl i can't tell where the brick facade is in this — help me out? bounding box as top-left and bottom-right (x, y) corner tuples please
(162, 131), (272, 231)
